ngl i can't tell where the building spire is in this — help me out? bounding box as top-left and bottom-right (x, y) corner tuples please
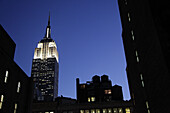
(44, 12), (51, 39)
(48, 12), (50, 26)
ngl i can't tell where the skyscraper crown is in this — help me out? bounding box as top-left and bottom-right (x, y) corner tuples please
(33, 14), (59, 62)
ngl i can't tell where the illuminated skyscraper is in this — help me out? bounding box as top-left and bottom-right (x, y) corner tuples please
(31, 15), (59, 101)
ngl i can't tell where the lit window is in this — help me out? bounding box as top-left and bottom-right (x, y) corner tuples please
(4, 70), (8, 83)
(103, 109), (107, 113)
(118, 108), (123, 113)
(137, 57), (139, 62)
(131, 30), (135, 40)
(131, 30), (134, 40)
(91, 97), (95, 102)
(96, 109), (100, 113)
(108, 108), (112, 113)
(17, 82), (21, 93)
(127, 13), (131, 22)
(105, 89), (112, 94)
(113, 108), (118, 113)
(80, 110), (84, 113)
(148, 109), (150, 113)
(81, 85), (85, 89)
(135, 51), (138, 57)
(125, 108), (130, 113)
(91, 109), (95, 113)
(88, 97), (90, 102)
(146, 101), (149, 109)
(0, 95), (4, 109)
(14, 103), (17, 113)
(85, 110), (89, 113)
(140, 74), (143, 80)
(142, 81), (145, 87)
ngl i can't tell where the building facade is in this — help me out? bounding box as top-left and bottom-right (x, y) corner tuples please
(0, 24), (33, 113)
(31, 15), (59, 102)
(32, 97), (132, 113)
(77, 75), (123, 103)
(32, 75), (133, 113)
(118, 0), (170, 113)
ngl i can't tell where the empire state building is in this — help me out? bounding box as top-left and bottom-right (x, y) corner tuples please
(31, 15), (59, 101)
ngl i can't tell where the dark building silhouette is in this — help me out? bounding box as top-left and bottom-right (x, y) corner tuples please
(32, 75), (133, 113)
(76, 75), (123, 103)
(32, 97), (132, 113)
(31, 15), (59, 102)
(118, 0), (170, 113)
(0, 25), (33, 113)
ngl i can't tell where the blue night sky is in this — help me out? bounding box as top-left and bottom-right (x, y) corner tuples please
(0, 0), (130, 100)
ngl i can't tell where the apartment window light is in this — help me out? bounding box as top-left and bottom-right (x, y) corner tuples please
(125, 108), (130, 113)
(108, 108), (112, 113)
(105, 89), (112, 94)
(91, 109), (95, 113)
(96, 109), (100, 113)
(132, 35), (135, 40)
(88, 97), (90, 102)
(91, 97), (95, 102)
(135, 51), (138, 57)
(17, 82), (21, 93)
(142, 81), (145, 87)
(113, 108), (118, 113)
(137, 57), (140, 62)
(118, 108), (123, 113)
(14, 103), (17, 113)
(85, 110), (89, 113)
(80, 110), (84, 113)
(0, 95), (4, 109)
(128, 13), (131, 22)
(146, 101), (149, 109)
(148, 109), (150, 113)
(140, 74), (143, 80)
(4, 70), (8, 83)
(103, 109), (107, 113)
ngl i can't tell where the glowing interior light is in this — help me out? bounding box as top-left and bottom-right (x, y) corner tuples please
(88, 97), (90, 102)
(140, 74), (143, 80)
(125, 108), (130, 113)
(91, 109), (95, 113)
(128, 13), (131, 21)
(96, 109), (100, 113)
(132, 35), (135, 40)
(146, 101), (149, 109)
(4, 70), (8, 83)
(108, 109), (112, 113)
(135, 51), (138, 57)
(17, 82), (21, 93)
(103, 109), (107, 113)
(14, 103), (17, 113)
(142, 81), (145, 87)
(91, 97), (95, 102)
(137, 57), (139, 62)
(0, 95), (4, 109)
